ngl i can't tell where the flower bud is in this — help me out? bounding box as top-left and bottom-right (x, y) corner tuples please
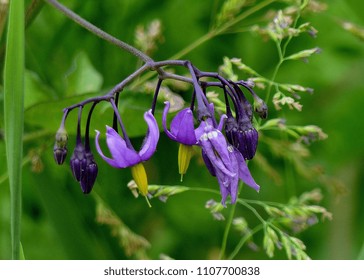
(225, 116), (258, 160)
(70, 142), (87, 182)
(53, 127), (68, 165)
(80, 151), (98, 194)
(253, 96), (268, 119)
(54, 145), (68, 165)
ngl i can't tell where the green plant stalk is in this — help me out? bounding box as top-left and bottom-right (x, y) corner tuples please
(219, 199), (237, 260)
(218, 180), (245, 260)
(228, 224), (263, 260)
(3, 0), (25, 260)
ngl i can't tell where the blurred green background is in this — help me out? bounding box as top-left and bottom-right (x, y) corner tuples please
(0, 0), (364, 259)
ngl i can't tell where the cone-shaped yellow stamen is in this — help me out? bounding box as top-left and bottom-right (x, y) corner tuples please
(178, 144), (193, 181)
(131, 163), (148, 196)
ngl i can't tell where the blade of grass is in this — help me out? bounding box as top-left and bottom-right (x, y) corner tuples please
(3, 0), (25, 260)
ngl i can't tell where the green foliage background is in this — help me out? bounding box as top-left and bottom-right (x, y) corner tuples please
(1, 0), (364, 259)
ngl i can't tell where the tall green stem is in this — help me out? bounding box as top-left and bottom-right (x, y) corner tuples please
(4, 0), (25, 260)
(219, 200), (237, 260)
(219, 181), (245, 259)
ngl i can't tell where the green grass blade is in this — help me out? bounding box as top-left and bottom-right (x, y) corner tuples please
(3, 0), (25, 260)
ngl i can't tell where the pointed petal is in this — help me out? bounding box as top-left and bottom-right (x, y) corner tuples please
(228, 149), (240, 204)
(105, 126), (140, 167)
(139, 110), (160, 161)
(95, 130), (123, 168)
(207, 129), (233, 171)
(162, 102), (177, 141)
(199, 136), (235, 177)
(201, 150), (216, 177)
(171, 108), (197, 145)
(233, 149), (260, 191)
(215, 169), (230, 207)
(217, 114), (227, 131)
(194, 120), (205, 140)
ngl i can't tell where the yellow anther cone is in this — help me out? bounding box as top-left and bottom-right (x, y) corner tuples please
(131, 163), (148, 196)
(178, 144), (193, 181)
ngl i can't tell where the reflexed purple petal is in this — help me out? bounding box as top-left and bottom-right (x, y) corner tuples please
(194, 120), (205, 140)
(171, 109), (197, 145)
(217, 114), (227, 131)
(199, 137), (235, 177)
(95, 129), (139, 168)
(163, 102), (197, 145)
(207, 103), (217, 127)
(233, 148), (260, 191)
(207, 129), (232, 170)
(105, 126), (140, 166)
(162, 102), (177, 141)
(216, 169), (229, 207)
(201, 150), (216, 176)
(228, 148), (240, 204)
(139, 110), (159, 161)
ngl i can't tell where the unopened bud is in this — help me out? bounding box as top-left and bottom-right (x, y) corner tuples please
(53, 127), (68, 165)
(70, 142), (87, 182)
(225, 116), (258, 160)
(80, 151), (98, 194)
(253, 96), (268, 119)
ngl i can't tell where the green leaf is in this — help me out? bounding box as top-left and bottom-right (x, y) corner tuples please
(3, 0), (25, 260)
(24, 70), (56, 109)
(65, 52), (103, 96)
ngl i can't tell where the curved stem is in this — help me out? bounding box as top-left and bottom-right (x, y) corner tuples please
(85, 102), (97, 151)
(228, 224), (264, 260)
(75, 106), (83, 145)
(109, 98), (134, 149)
(219, 200), (237, 260)
(151, 79), (162, 115)
(112, 92), (120, 132)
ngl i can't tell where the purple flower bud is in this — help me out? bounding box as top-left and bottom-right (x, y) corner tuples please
(225, 116), (258, 160)
(70, 142), (87, 182)
(80, 151), (98, 194)
(53, 145), (68, 165)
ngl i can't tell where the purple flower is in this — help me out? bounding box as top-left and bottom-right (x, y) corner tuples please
(162, 102), (198, 179)
(95, 110), (159, 168)
(162, 101), (197, 145)
(196, 117), (260, 206)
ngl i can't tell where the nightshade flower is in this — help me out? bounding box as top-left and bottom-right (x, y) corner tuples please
(196, 116), (260, 206)
(162, 101), (197, 179)
(95, 109), (159, 196)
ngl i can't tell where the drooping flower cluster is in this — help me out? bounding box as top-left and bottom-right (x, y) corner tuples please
(54, 61), (267, 206)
